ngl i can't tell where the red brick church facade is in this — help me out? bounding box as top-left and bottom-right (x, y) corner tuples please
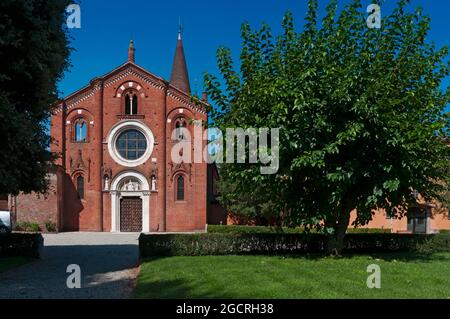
(11, 33), (446, 234)
(9, 32), (224, 232)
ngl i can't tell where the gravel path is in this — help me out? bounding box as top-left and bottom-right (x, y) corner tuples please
(0, 232), (140, 299)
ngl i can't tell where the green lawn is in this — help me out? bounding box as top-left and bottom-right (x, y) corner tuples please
(134, 253), (450, 299)
(0, 257), (32, 273)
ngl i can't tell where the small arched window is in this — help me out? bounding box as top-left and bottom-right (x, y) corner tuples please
(176, 175), (185, 201)
(76, 175), (85, 199)
(74, 119), (87, 142)
(125, 92), (138, 115)
(175, 118), (187, 141)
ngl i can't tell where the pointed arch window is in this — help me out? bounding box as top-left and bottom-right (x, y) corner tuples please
(176, 175), (185, 201)
(125, 92), (138, 115)
(174, 118), (187, 141)
(74, 119), (87, 142)
(76, 175), (85, 199)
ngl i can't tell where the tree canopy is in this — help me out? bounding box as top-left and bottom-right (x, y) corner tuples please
(204, 0), (450, 254)
(0, 0), (71, 195)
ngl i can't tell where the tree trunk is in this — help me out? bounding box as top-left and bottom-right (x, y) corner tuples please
(326, 210), (351, 256)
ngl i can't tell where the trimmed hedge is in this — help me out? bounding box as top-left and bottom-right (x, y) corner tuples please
(139, 233), (450, 257)
(417, 234), (450, 254)
(346, 228), (392, 234)
(207, 225), (304, 234)
(0, 233), (44, 258)
(207, 224), (391, 234)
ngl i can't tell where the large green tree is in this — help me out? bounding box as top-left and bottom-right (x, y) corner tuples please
(204, 0), (450, 254)
(0, 0), (71, 195)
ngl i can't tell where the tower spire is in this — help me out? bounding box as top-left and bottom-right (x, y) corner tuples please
(128, 39), (135, 63)
(178, 17), (183, 40)
(170, 23), (190, 94)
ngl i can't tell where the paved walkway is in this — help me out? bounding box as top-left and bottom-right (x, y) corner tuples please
(0, 232), (140, 299)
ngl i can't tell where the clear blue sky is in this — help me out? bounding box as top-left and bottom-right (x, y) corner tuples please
(60, 0), (450, 102)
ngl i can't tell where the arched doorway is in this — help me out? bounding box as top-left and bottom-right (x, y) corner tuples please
(111, 171), (150, 232)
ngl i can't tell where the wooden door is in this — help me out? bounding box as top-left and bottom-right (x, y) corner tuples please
(120, 197), (142, 232)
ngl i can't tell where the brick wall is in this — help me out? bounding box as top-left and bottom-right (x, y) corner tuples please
(0, 195), (8, 211)
(12, 168), (62, 232)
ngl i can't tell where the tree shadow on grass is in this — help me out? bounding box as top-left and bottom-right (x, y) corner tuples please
(141, 251), (450, 263)
(134, 257), (234, 299)
(134, 278), (233, 299)
(142, 251), (450, 264)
